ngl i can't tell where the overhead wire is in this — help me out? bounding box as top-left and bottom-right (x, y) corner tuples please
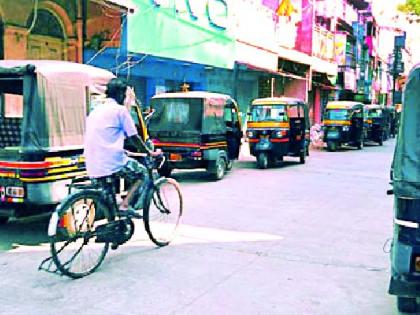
(27, 0), (39, 34)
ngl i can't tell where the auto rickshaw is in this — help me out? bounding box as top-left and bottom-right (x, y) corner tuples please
(387, 105), (398, 138)
(246, 97), (310, 169)
(364, 104), (388, 146)
(148, 91), (242, 180)
(322, 101), (366, 151)
(388, 63), (420, 313)
(0, 60), (148, 224)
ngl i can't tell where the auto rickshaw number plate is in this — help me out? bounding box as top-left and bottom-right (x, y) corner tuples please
(169, 153), (182, 161)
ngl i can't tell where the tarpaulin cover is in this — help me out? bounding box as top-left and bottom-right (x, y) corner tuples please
(0, 60), (114, 151)
(392, 63), (420, 198)
(150, 92), (229, 135)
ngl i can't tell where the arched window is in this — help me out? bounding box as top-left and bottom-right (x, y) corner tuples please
(27, 9), (64, 39)
(26, 9), (66, 60)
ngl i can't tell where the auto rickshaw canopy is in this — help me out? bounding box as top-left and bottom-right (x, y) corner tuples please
(392, 63), (420, 198)
(150, 91), (238, 135)
(251, 97), (302, 106)
(0, 60), (115, 151)
(325, 101), (364, 110)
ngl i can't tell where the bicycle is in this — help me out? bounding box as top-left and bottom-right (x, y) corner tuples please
(39, 152), (183, 279)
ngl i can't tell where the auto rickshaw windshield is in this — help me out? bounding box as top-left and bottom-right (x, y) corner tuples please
(149, 98), (203, 132)
(324, 109), (350, 120)
(250, 104), (287, 122)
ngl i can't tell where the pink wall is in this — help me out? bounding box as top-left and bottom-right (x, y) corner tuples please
(283, 79), (308, 102)
(314, 88), (321, 124)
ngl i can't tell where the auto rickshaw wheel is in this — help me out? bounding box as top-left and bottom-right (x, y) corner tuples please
(257, 152), (268, 169)
(327, 141), (337, 152)
(210, 157), (226, 180)
(299, 151), (305, 164)
(397, 297), (417, 313)
(226, 159), (234, 171)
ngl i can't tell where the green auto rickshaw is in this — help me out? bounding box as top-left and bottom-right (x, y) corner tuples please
(364, 104), (388, 146)
(388, 63), (420, 313)
(148, 92), (242, 180)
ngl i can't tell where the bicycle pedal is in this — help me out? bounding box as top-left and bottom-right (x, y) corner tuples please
(117, 209), (142, 219)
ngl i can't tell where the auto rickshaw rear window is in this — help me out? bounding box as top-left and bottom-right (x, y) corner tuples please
(250, 105), (287, 122)
(149, 98), (203, 132)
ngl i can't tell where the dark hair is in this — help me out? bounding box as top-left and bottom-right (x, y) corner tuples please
(106, 78), (128, 104)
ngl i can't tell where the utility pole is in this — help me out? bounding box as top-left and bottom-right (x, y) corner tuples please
(391, 33), (406, 106)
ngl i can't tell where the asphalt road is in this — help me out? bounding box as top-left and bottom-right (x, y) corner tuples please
(0, 140), (397, 315)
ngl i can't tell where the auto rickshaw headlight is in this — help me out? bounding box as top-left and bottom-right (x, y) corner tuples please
(272, 130), (285, 138)
(247, 130), (255, 138)
(415, 257), (420, 272)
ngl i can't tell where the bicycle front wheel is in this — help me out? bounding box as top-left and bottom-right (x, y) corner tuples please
(144, 177), (183, 247)
(49, 190), (112, 279)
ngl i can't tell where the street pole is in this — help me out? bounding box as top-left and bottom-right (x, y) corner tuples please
(392, 47), (398, 107)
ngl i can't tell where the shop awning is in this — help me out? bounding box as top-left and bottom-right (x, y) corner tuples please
(311, 56), (338, 76)
(236, 41), (278, 73)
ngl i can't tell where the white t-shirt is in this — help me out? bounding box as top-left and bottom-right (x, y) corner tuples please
(84, 98), (138, 178)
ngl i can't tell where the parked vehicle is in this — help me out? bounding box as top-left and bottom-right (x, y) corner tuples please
(0, 60), (148, 224)
(148, 92), (242, 180)
(246, 97), (310, 169)
(388, 63), (420, 313)
(387, 106), (398, 138)
(364, 104), (388, 145)
(322, 101), (366, 151)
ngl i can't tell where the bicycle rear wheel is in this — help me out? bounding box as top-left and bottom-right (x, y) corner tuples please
(144, 178), (183, 247)
(49, 190), (112, 279)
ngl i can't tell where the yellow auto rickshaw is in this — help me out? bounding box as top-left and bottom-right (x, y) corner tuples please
(322, 101), (366, 151)
(246, 97), (310, 168)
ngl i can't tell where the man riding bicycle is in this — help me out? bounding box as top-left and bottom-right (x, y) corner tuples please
(84, 78), (161, 217)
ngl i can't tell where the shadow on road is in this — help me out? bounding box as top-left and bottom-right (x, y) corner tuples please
(0, 216), (50, 251)
(235, 159), (305, 170)
(170, 170), (217, 184)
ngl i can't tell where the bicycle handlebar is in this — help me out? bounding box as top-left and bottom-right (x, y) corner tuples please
(125, 150), (166, 170)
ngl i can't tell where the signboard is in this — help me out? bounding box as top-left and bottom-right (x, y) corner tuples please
(335, 33), (347, 65)
(313, 26), (334, 61)
(128, 0), (235, 69)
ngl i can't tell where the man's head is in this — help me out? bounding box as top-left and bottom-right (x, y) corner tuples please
(106, 78), (128, 105)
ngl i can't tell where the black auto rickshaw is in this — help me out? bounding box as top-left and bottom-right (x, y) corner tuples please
(322, 101), (366, 151)
(0, 60), (148, 224)
(148, 92), (242, 180)
(388, 63), (420, 313)
(246, 97), (310, 169)
(364, 104), (388, 146)
(387, 105), (397, 138)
